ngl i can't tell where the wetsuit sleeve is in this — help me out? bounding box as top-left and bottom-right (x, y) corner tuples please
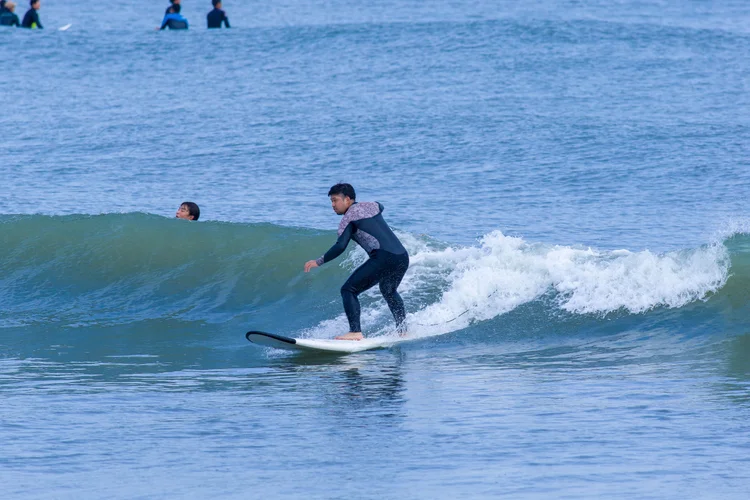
(160, 15), (169, 30)
(224, 14), (230, 28)
(316, 222), (355, 266)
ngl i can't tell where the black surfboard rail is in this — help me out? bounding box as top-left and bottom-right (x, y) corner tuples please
(246, 331), (297, 345)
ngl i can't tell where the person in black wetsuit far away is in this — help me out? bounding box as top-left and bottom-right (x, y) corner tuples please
(159, 3), (188, 30)
(21, 0), (41, 29)
(207, 0), (229, 29)
(304, 184), (410, 341)
(175, 202), (200, 221)
(0, 1), (20, 26)
(165, 0), (180, 15)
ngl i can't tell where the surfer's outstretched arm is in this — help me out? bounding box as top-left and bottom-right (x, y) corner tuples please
(319, 223), (354, 263)
(304, 223), (354, 272)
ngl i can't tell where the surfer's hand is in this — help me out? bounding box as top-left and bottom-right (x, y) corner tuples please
(304, 260), (319, 273)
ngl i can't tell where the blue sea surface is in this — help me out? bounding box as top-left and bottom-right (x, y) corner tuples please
(1, 1), (750, 498)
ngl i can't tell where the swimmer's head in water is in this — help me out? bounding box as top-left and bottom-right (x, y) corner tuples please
(328, 183), (356, 215)
(176, 201), (200, 221)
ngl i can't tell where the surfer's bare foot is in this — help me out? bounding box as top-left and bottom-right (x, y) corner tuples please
(335, 332), (364, 341)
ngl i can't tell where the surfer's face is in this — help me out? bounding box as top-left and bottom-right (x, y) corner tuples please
(330, 194), (353, 215)
(175, 204), (194, 220)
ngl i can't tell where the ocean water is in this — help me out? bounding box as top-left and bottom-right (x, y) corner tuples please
(2, 1), (750, 498)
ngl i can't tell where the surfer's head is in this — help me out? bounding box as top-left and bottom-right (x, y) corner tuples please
(212, 0), (222, 7)
(5, 1), (15, 12)
(30, 0), (39, 10)
(176, 201), (200, 221)
(328, 183), (355, 215)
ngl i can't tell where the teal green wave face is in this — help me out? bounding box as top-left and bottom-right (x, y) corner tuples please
(1, 213), (747, 356)
(0, 213), (345, 331)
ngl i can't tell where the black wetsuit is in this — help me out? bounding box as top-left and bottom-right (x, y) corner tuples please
(21, 8), (41, 28)
(0, 11), (19, 26)
(207, 8), (230, 28)
(315, 202), (409, 333)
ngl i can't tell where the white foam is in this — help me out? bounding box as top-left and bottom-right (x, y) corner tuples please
(307, 230), (730, 341)
(712, 217), (750, 242)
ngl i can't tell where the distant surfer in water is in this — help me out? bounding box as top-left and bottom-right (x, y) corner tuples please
(159, 3), (188, 30)
(0, 1), (20, 27)
(21, 0), (41, 29)
(175, 201), (200, 221)
(207, 0), (230, 29)
(304, 183), (409, 340)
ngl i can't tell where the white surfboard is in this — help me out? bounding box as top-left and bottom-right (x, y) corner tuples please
(59, 24), (72, 31)
(246, 330), (410, 354)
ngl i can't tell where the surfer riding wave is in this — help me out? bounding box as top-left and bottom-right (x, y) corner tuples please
(304, 183), (409, 341)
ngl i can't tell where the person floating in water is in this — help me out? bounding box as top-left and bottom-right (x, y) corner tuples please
(21, 0), (41, 29)
(160, 3), (188, 30)
(175, 202), (200, 221)
(304, 183), (410, 341)
(207, 0), (230, 29)
(0, 1), (20, 26)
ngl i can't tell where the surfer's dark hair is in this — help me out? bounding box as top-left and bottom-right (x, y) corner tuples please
(328, 183), (356, 201)
(181, 201), (200, 221)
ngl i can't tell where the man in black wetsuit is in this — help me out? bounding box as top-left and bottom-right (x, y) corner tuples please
(207, 0), (229, 29)
(304, 184), (410, 340)
(21, 0), (41, 29)
(0, 1), (20, 26)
